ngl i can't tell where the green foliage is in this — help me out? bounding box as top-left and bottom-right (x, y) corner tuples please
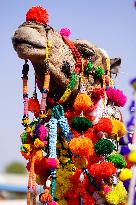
(5, 161), (26, 174)
(106, 153), (126, 169)
(94, 139), (115, 156)
(71, 116), (93, 133)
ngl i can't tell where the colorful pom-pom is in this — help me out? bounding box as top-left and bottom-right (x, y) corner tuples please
(89, 161), (116, 180)
(91, 88), (105, 102)
(119, 168), (132, 181)
(94, 139), (115, 155)
(71, 117), (93, 133)
(103, 185), (111, 194)
(26, 6), (49, 25)
(93, 118), (113, 136)
(34, 138), (45, 149)
(69, 137), (94, 158)
(84, 61), (93, 74)
(95, 66), (104, 78)
(46, 158), (59, 170)
(105, 182), (127, 205)
(106, 87), (127, 107)
(60, 28), (71, 37)
(73, 93), (93, 111)
(128, 151), (136, 163)
(28, 98), (40, 117)
(34, 124), (47, 141)
(106, 153), (126, 169)
(111, 119), (126, 139)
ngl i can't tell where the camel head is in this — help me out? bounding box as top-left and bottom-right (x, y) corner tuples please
(12, 6), (121, 105)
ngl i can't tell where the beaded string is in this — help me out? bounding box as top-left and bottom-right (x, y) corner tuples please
(40, 30), (51, 114)
(57, 36), (82, 104)
(40, 62), (50, 114)
(62, 36), (82, 74)
(22, 60), (29, 117)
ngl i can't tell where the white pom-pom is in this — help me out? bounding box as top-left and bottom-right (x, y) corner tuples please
(46, 179), (51, 188)
(79, 173), (84, 183)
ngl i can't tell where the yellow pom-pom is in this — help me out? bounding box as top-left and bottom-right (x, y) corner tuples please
(128, 151), (136, 163)
(34, 138), (44, 149)
(111, 119), (126, 139)
(106, 191), (120, 205)
(105, 182), (127, 204)
(119, 168), (132, 181)
(74, 93), (93, 111)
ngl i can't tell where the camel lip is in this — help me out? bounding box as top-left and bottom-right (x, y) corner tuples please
(12, 37), (46, 49)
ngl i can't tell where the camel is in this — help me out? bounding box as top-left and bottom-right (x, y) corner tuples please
(12, 20), (121, 106)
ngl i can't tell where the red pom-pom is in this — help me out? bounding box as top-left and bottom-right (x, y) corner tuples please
(26, 6), (49, 25)
(93, 118), (113, 136)
(89, 161), (116, 181)
(28, 98), (40, 117)
(91, 88), (105, 102)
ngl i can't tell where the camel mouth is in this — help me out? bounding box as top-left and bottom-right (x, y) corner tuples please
(12, 37), (46, 49)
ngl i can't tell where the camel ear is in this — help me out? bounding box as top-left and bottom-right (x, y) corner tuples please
(110, 58), (121, 76)
(74, 40), (95, 59)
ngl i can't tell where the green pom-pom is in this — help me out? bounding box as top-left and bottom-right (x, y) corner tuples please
(95, 66), (104, 78)
(106, 153), (126, 169)
(71, 117), (93, 133)
(21, 132), (27, 144)
(94, 139), (115, 156)
(84, 61), (93, 74)
(68, 73), (78, 90)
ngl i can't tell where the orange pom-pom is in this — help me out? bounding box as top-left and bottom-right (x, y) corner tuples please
(69, 137), (94, 158)
(74, 93), (93, 111)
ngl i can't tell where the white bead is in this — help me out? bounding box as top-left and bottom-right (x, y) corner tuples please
(79, 173), (84, 183)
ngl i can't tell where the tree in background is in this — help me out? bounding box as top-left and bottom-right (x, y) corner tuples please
(5, 161), (26, 174)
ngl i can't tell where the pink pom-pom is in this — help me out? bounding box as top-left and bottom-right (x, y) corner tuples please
(47, 201), (57, 205)
(103, 185), (110, 193)
(46, 158), (59, 169)
(60, 27), (71, 37)
(106, 87), (127, 107)
(39, 125), (47, 141)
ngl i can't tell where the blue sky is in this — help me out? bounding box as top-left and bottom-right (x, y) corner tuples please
(0, 0), (136, 171)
